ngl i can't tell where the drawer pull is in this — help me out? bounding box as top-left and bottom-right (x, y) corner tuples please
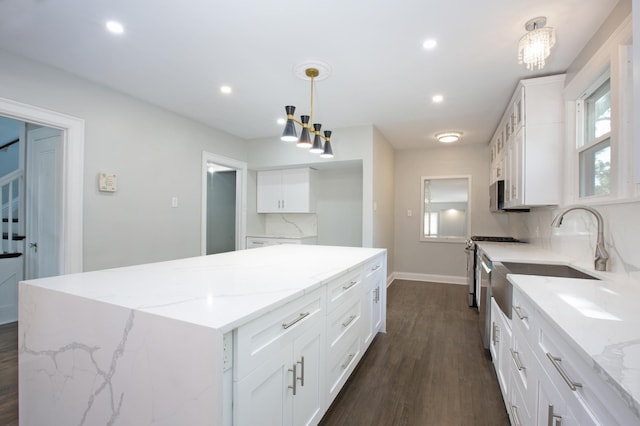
(371, 264), (381, 271)
(513, 305), (528, 320)
(510, 348), (526, 371)
(342, 315), (357, 328)
(341, 353), (355, 370)
(343, 280), (359, 290)
(492, 322), (499, 346)
(282, 312), (310, 329)
(510, 404), (523, 426)
(297, 356), (305, 387)
(288, 363), (297, 395)
(546, 352), (582, 391)
(548, 404), (562, 426)
(374, 287), (380, 303)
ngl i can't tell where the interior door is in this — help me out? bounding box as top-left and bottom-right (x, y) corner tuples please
(26, 126), (62, 279)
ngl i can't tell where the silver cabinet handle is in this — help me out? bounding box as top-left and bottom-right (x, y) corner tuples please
(282, 312), (310, 329)
(342, 280), (359, 290)
(371, 264), (381, 271)
(288, 364), (297, 395)
(297, 356), (305, 387)
(513, 305), (528, 320)
(510, 348), (526, 371)
(342, 315), (356, 328)
(548, 404), (562, 426)
(374, 287), (380, 303)
(492, 323), (499, 346)
(546, 352), (582, 391)
(341, 353), (355, 369)
(510, 405), (523, 426)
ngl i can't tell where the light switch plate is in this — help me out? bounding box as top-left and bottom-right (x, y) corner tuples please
(99, 173), (117, 192)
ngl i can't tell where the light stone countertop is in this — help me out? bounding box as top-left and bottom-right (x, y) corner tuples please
(477, 242), (640, 420)
(22, 244), (385, 334)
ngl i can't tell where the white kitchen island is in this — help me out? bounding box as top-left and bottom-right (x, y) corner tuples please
(19, 245), (387, 426)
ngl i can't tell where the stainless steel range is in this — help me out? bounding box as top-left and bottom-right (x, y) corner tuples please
(465, 236), (519, 308)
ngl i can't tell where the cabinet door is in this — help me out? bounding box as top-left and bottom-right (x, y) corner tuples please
(292, 322), (324, 426)
(281, 168), (312, 212)
(257, 170), (283, 213)
(537, 368), (584, 426)
(235, 346), (292, 426)
(511, 128), (524, 206)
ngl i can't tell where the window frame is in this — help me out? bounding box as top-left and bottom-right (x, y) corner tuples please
(419, 175), (471, 243)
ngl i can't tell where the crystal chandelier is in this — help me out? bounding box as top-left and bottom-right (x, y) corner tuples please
(518, 17), (556, 71)
(281, 62), (333, 158)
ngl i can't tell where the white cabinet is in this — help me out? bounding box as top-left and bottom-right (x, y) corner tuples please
(489, 75), (565, 208)
(257, 168), (317, 213)
(490, 297), (511, 404)
(233, 252), (387, 426)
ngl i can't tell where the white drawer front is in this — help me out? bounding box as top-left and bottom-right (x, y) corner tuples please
(327, 298), (361, 350)
(363, 256), (384, 288)
(326, 268), (363, 313)
(235, 288), (324, 381)
(326, 331), (361, 403)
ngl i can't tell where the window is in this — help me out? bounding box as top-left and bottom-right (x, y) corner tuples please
(420, 176), (470, 242)
(577, 77), (611, 198)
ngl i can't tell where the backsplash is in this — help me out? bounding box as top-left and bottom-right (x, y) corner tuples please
(264, 213), (317, 237)
(509, 201), (640, 281)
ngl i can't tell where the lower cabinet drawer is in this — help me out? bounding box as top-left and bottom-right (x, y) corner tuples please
(510, 332), (537, 415)
(326, 268), (363, 313)
(326, 330), (361, 403)
(235, 287), (324, 381)
(509, 368), (535, 426)
(327, 298), (361, 349)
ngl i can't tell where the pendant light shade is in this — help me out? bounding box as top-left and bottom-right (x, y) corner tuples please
(310, 123), (324, 153)
(296, 115), (312, 148)
(281, 105), (298, 142)
(320, 131), (334, 158)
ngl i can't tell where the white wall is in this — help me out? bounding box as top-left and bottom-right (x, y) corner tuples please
(372, 128), (395, 277)
(316, 166), (363, 246)
(394, 144), (509, 283)
(0, 49), (248, 271)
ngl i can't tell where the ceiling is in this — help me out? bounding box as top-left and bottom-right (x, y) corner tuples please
(0, 0), (620, 150)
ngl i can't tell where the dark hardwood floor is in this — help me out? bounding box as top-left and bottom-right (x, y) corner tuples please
(320, 280), (510, 426)
(0, 280), (508, 426)
(0, 321), (18, 426)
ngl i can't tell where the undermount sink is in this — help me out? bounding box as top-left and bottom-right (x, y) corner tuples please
(501, 262), (600, 280)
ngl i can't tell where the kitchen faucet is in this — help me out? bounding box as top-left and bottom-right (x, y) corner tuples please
(551, 205), (609, 271)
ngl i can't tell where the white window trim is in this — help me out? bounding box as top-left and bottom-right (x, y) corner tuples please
(564, 15), (633, 205)
(419, 174), (471, 244)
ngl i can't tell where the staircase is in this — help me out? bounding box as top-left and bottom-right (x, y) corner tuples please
(1, 139), (24, 260)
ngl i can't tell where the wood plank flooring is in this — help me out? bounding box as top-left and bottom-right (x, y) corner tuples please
(319, 280), (510, 426)
(0, 280), (508, 426)
(0, 321), (18, 426)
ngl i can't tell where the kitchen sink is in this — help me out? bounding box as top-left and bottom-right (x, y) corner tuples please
(491, 261), (599, 320)
(500, 262), (599, 280)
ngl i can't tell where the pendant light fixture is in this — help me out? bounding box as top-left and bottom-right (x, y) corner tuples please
(281, 62), (334, 158)
(518, 17), (556, 71)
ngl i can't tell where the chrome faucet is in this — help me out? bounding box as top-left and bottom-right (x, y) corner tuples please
(551, 205), (609, 271)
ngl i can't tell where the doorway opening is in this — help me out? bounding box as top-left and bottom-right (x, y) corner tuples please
(201, 152), (247, 255)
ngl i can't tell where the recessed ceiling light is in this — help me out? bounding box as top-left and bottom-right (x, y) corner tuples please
(423, 39), (437, 49)
(436, 132), (462, 143)
(106, 20), (124, 34)
(277, 118), (286, 125)
(432, 94), (444, 103)
(220, 86), (232, 94)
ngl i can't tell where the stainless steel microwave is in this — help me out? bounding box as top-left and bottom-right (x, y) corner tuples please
(489, 180), (529, 212)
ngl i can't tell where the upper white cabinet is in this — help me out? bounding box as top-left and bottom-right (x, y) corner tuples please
(257, 168), (317, 213)
(489, 75), (565, 208)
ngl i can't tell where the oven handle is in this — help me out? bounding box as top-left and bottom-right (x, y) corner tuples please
(480, 258), (491, 274)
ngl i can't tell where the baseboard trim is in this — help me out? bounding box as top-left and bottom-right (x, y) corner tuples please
(389, 271), (466, 286)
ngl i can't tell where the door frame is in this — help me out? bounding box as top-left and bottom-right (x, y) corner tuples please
(201, 151), (247, 254)
(0, 97), (84, 274)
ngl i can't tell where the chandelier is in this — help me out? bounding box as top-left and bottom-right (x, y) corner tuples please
(518, 17), (556, 71)
(281, 63), (333, 158)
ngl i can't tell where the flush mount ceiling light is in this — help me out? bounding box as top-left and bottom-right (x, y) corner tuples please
(436, 132), (462, 143)
(281, 61), (333, 159)
(518, 16), (556, 71)
(105, 20), (124, 34)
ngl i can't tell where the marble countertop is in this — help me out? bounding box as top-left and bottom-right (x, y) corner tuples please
(477, 242), (640, 420)
(247, 234), (318, 239)
(21, 245), (385, 333)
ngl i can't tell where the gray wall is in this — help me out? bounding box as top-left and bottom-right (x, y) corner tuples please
(0, 49), (248, 271)
(372, 128), (395, 276)
(206, 170), (236, 254)
(394, 144), (509, 281)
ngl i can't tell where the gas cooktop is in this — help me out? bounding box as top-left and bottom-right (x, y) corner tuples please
(469, 235), (520, 243)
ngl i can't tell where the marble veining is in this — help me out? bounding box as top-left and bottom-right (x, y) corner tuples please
(264, 213), (317, 237)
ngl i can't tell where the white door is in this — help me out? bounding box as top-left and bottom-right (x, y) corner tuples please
(26, 127), (62, 279)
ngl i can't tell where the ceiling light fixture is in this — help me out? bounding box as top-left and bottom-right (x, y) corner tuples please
(432, 94), (444, 103)
(281, 62), (333, 159)
(105, 20), (124, 34)
(436, 132), (462, 143)
(220, 85), (232, 94)
(423, 39), (437, 49)
(518, 16), (556, 71)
